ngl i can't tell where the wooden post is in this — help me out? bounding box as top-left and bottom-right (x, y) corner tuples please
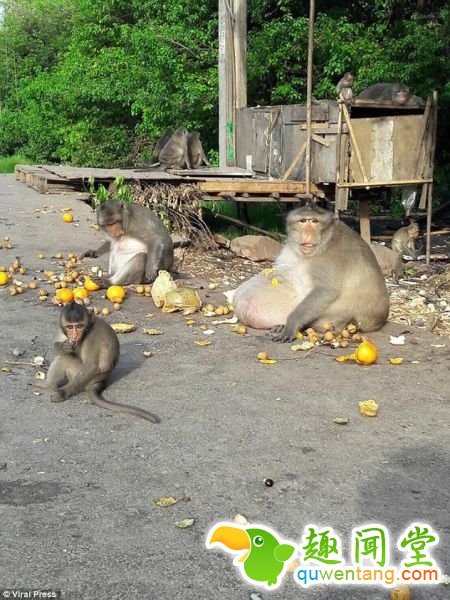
(359, 198), (371, 244)
(426, 91), (438, 265)
(218, 0), (247, 168)
(305, 0), (315, 197)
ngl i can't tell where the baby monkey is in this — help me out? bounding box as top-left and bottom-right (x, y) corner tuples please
(37, 303), (159, 423)
(391, 221), (420, 259)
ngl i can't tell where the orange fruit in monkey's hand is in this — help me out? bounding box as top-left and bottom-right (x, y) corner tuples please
(106, 285), (126, 302)
(56, 288), (75, 303)
(84, 278), (101, 291)
(62, 212), (74, 223)
(0, 272), (9, 286)
(355, 339), (378, 365)
(73, 287), (89, 301)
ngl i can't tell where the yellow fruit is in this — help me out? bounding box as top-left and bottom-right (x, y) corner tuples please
(84, 278), (101, 291)
(355, 339), (378, 365)
(0, 272), (9, 286)
(113, 303), (122, 310)
(73, 287), (89, 301)
(56, 288), (75, 303)
(101, 307), (110, 316)
(257, 352), (269, 360)
(62, 213), (74, 223)
(136, 285), (145, 294)
(29, 281), (37, 289)
(390, 585), (411, 600)
(106, 285), (126, 301)
(9, 286), (17, 295)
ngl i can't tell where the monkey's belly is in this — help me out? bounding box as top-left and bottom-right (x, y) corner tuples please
(234, 274), (300, 329)
(109, 236), (148, 273)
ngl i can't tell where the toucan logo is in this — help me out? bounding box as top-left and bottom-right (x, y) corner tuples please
(206, 522), (297, 590)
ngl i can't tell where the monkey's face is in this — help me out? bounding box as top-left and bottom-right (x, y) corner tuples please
(103, 219), (124, 239)
(63, 321), (87, 347)
(288, 208), (333, 256)
(408, 223), (419, 238)
(59, 302), (92, 347)
(97, 202), (125, 239)
(289, 217), (325, 255)
(394, 85), (409, 105)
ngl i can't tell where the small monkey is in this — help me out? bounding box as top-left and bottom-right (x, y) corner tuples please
(336, 72), (354, 106)
(233, 205), (389, 341)
(187, 131), (210, 168)
(80, 200), (174, 286)
(35, 303), (159, 422)
(391, 221), (420, 259)
(158, 127), (191, 170)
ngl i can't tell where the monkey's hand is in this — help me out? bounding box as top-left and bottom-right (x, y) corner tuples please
(54, 340), (76, 355)
(79, 249), (98, 259)
(88, 274), (109, 289)
(51, 389), (67, 403)
(271, 323), (298, 343)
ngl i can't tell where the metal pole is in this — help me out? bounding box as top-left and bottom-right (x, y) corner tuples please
(305, 0), (315, 197)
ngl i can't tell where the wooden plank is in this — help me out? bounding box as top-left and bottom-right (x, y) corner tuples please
(353, 99), (425, 109)
(337, 178), (433, 188)
(359, 198), (371, 243)
(197, 180), (319, 193)
(281, 141), (307, 181)
(342, 103), (368, 182)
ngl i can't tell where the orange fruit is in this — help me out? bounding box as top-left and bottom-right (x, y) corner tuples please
(355, 339), (378, 365)
(106, 285), (126, 301)
(73, 287), (89, 301)
(0, 272), (9, 286)
(62, 213), (74, 223)
(84, 278), (101, 291)
(56, 288), (74, 303)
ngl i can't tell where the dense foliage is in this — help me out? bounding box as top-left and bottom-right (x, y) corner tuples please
(0, 0), (449, 193)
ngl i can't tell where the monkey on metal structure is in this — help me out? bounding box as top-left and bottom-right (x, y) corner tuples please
(356, 83), (424, 106)
(158, 127), (191, 170)
(336, 72), (354, 107)
(233, 204), (389, 341)
(187, 131), (211, 168)
(34, 303), (159, 423)
(80, 200), (174, 286)
(391, 221), (420, 259)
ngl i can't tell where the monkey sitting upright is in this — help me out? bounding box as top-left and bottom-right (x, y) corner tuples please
(81, 200), (174, 286)
(336, 72), (354, 107)
(187, 131), (211, 168)
(391, 221), (420, 259)
(158, 127), (191, 170)
(233, 204), (389, 341)
(34, 302), (159, 422)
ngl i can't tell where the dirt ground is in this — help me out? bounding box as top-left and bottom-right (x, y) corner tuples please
(0, 174), (449, 600)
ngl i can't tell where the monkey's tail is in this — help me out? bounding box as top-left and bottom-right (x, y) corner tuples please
(88, 389), (160, 423)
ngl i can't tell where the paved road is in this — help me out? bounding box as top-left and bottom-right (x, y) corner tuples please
(0, 174), (449, 599)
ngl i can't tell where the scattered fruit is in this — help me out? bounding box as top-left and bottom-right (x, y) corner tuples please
(106, 285), (126, 302)
(257, 352), (269, 360)
(101, 308), (110, 316)
(0, 272), (9, 286)
(359, 399), (379, 417)
(62, 213), (74, 223)
(73, 287), (89, 301)
(84, 278), (101, 292)
(355, 339), (378, 365)
(56, 288), (74, 303)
